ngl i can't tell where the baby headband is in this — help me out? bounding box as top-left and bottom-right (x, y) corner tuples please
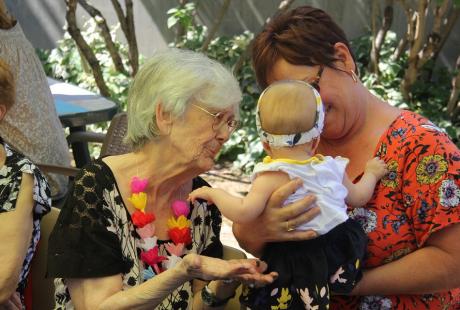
(255, 80), (324, 148)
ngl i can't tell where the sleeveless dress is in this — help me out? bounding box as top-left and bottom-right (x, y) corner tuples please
(0, 138), (51, 309)
(240, 155), (367, 310)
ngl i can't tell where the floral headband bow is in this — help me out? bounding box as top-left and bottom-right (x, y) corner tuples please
(255, 80), (325, 148)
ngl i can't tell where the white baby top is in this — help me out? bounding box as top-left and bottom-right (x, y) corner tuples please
(252, 155), (349, 235)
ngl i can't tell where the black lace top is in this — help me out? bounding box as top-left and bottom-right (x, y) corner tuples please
(47, 158), (223, 310)
(0, 138), (51, 308)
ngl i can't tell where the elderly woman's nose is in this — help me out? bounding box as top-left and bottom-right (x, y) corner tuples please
(215, 125), (231, 141)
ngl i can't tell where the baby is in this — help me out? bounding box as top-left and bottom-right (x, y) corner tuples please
(189, 80), (387, 309)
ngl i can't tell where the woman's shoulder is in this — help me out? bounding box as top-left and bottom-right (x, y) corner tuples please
(382, 110), (459, 154)
(1, 142), (51, 215)
(75, 158), (117, 189)
(193, 175), (211, 189)
(3, 142), (36, 172)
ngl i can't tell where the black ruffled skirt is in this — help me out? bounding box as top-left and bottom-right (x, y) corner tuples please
(240, 218), (367, 310)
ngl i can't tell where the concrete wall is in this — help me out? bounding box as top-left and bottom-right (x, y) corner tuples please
(4, 0), (460, 68)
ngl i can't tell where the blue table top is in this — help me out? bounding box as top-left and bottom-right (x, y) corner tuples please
(49, 78), (118, 127)
(55, 98), (88, 116)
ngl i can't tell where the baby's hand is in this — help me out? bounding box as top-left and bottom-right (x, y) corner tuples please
(365, 157), (388, 179)
(188, 186), (214, 204)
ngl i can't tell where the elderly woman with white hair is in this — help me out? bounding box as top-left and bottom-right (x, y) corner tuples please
(47, 48), (277, 310)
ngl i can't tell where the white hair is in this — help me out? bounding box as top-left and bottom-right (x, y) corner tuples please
(125, 48), (242, 149)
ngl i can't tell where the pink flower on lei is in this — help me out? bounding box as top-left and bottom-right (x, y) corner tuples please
(171, 200), (190, 217)
(137, 223), (155, 239)
(165, 242), (185, 257)
(130, 176), (148, 193)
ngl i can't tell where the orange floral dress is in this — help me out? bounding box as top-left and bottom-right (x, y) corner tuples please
(331, 110), (460, 309)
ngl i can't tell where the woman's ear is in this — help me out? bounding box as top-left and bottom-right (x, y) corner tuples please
(155, 102), (173, 135)
(333, 42), (357, 72)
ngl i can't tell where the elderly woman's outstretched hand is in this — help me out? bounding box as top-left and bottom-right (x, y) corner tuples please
(180, 253), (278, 287)
(233, 178), (320, 256)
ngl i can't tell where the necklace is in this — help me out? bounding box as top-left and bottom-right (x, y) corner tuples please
(128, 176), (192, 280)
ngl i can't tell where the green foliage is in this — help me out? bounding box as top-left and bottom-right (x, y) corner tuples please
(167, 2), (196, 30)
(351, 31), (459, 146)
(37, 19), (133, 110)
(37, 19), (137, 157)
(38, 6), (458, 166)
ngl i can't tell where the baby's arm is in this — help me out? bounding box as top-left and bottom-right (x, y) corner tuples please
(344, 157), (388, 208)
(188, 171), (290, 223)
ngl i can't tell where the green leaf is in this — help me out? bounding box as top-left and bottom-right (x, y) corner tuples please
(167, 16), (178, 29)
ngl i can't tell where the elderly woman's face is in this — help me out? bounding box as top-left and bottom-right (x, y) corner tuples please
(170, 102), (238, 171)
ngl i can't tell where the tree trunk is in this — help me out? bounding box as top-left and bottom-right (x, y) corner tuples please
(65, 0), (111, 98)
(233, 0), (296, 75)
(401, 0), (429, 101)
(369, 0), (380, 74)
(401, 0), (459, 101)
(370, 0), (394, 75)
(393, 0), (412, 60)
(447, 55), (460, 120)
(201, 0), (232, 52)
(111, 0), (139, 76)
(78, 0), (128, 75)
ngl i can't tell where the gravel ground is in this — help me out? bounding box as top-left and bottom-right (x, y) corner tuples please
(200, 165), (254, 258)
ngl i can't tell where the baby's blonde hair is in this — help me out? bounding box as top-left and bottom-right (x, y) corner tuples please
(258, 80), (317, 135)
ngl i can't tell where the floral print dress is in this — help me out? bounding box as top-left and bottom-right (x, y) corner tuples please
(0, 139), (51, 309)
(331, 110), (460, 309)
(47, 159), (223, 310)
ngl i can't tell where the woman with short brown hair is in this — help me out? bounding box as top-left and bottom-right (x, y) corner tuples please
(234, 5), (460, 310)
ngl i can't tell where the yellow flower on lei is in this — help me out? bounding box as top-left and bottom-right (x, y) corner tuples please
(128, 192), (147, 211)
(416, 154), (448, 185)
(167, 215), (191, 229)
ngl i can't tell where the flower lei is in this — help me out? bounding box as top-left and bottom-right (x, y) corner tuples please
(128, 176), (192, 281)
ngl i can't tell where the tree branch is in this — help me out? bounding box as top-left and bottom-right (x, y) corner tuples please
(370, 0), (394, 74)
(65, 0), (111, 98)
(401, 0), (429, 100)
(125, 0), (139, 75)
(447, 55), (460, 119)
(233, 0), (296, 75)
(110, 0), (138, 76)
(201, 0), (232, 52)
(393, 1), (412, 60)
(78, 0), (128, 75)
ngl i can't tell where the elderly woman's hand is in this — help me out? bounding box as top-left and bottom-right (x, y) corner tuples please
(181, 254), (277, 287)
(233, 178), (320, 256)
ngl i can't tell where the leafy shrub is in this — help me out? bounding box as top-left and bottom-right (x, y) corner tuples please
(37, 19), (135, 157)
(351, 31), (459, 146)
(37, 19), (132, 111)
(38, 12), (458, 166)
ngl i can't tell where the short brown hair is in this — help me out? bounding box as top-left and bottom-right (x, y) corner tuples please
(252, 5), (356, 88)
(0, 59), (15, 110)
